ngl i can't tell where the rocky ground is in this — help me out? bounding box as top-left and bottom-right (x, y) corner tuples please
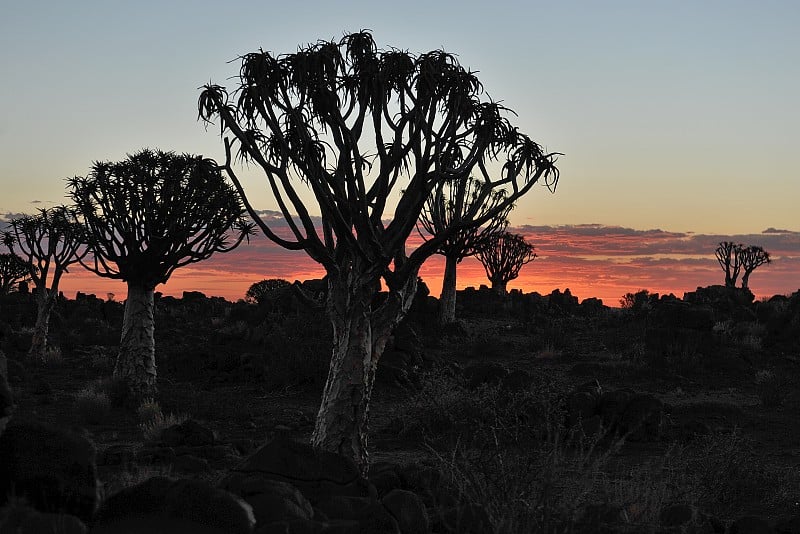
(1, 284), (800, 533)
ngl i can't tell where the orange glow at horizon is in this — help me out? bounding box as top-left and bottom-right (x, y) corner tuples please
(52, 224), (800, 307)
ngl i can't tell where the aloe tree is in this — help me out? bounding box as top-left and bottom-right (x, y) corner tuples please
(418, 177), (511, 325)
(3, 207), (86, 360)
(199, 31), (559, 471)
(739, 245), (771, 289)
(68, 149), (253, 402)
(715, 241), (744, 288)
(0, 252), (30, 296)
(476, 232), (536, 294)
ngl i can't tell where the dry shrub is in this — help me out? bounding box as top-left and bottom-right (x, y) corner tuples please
(137, 399), (188, 442)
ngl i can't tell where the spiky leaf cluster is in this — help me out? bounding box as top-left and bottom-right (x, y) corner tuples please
(476, 232), (536, 287)
(198, 31), (559, 288)
(67, 149), (254, 287)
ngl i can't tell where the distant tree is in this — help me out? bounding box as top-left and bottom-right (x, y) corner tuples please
(198, 31), (559, 470)
(715, 241), (770, 289)
(417, 177), (511, 325)
(245, 278), (291, 304)
(619, 289), (652, 311)
(3, 207), (86, 360)
(476, 232), (536, 294)
(68, 149), (253, 403)
(739, 245), (771, 289)
(0, 252), (30, 295)
(715, 241), (743, 288)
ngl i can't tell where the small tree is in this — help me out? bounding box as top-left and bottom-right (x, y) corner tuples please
(245, 278), (291, 304)
(715, 241), (770, 289)
(715, 241), (743, 288)
(68, 149), (252, 402)
(739, 245), (770, 289)
(418, 177), (511, 325)
(0, 252), (30, 295)
(3, 207), (86, 360)
(476, 232), (536, 294)
(199, 31), (559, 470)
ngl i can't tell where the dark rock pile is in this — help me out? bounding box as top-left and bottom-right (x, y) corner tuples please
(564, 379), (665, 442)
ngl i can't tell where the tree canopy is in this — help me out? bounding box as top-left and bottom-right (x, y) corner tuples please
(67, 149), (254, 288)
(477, 232), (537, 293)
(0, 252), (30, 295)
(198, 31), (559, 289)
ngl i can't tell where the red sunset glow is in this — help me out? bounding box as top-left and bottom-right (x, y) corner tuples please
(50, 224), (800, 307)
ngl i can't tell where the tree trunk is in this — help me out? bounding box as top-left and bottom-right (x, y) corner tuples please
(438, 254), (458, 325)
(311, 270), (417, 474)
(491, 278), (508, 295)
(28, 289), (55, 361)
(114, 282), (157, 403)
(741, 270), (752, 289)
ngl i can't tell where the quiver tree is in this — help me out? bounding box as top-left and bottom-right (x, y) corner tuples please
(199, 31), (559, 471)
(715, 241), (743, 288)
(739, 245), (770, 289)
(0, 252), (30, 295)
(245, 278), (290, 304)
(476, 232), (536, 294)
(67, 149), (253, 403)
(3, 207), (86, 360)
(417, 177), (511, 324)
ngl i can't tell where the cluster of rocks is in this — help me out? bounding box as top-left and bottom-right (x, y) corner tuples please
(0, 417), (443, 533)
(565, 379), (665, 442)
(99, 419), (248, 476)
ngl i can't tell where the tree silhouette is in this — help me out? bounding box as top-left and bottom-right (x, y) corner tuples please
(715, 241), (743, 288)
(0, 252), (30, 295)
(417, 177), (511, 324)
(476, 232), (536, 294)
(3, 207), (86, 360)
(68, 149), (253, 402)
(245, 278), (290, 304)
(198, 31), (559, 470)
(739, 245), (771, 289)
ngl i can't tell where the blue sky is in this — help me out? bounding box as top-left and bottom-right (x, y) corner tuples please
(1, 1), (798, 300)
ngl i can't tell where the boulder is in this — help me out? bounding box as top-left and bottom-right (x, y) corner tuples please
(315, 496), (400, 533)
(161, 419), (216, 447)
(382, 489), (429, 534)
(369, 462), (403, 497)
(227, 477), (313, 525)
(91, 477), (255, 534)
(220, 436), (373, 507)
(0, 503), (86, 534)
(0, 421), (99, 521)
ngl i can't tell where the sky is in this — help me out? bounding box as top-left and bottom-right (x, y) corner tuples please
(1, 1), (798, 304)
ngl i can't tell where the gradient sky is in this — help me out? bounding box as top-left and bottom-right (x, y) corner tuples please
(1, 1), (798, 304)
